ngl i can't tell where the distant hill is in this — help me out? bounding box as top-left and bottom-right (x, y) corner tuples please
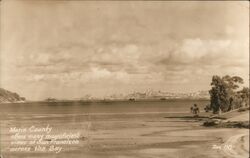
(0, 88), (26, 103)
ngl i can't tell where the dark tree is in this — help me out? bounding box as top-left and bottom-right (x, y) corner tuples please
(237, 87), (249, 107)
(209, 75), (245, 114)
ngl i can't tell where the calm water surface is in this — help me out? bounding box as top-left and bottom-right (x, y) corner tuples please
(0, 100), (209, 115)
(1, 99), (225, 158)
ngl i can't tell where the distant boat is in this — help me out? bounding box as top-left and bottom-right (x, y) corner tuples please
(160, 98), (166, 100)
(45, 98), (57, 102)
(129, 98), (136, 101)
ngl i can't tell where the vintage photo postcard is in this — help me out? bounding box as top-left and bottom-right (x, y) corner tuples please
(0, 1), (249, 158)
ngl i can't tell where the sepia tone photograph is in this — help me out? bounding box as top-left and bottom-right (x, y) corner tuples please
(0, 1), (249, 158)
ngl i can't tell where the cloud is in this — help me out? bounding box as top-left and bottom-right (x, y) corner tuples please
(155, 38), (248, 67)
(180, 39), (231, 59)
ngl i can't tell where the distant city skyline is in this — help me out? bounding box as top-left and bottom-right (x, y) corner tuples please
(0, 1), (249, 100)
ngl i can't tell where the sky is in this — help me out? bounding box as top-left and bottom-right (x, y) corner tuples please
(0, 1), (249, 100)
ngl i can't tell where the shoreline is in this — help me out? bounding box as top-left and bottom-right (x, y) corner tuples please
(0, 98), (210, 105)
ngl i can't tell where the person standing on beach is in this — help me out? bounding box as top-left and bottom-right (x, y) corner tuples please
(190, 106), (194, 113)
(192, 104), (200, 117)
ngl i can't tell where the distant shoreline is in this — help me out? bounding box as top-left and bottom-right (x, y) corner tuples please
(0, 98), (210, 105)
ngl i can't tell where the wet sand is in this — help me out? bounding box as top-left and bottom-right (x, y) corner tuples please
(0, 111), (249, 158)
